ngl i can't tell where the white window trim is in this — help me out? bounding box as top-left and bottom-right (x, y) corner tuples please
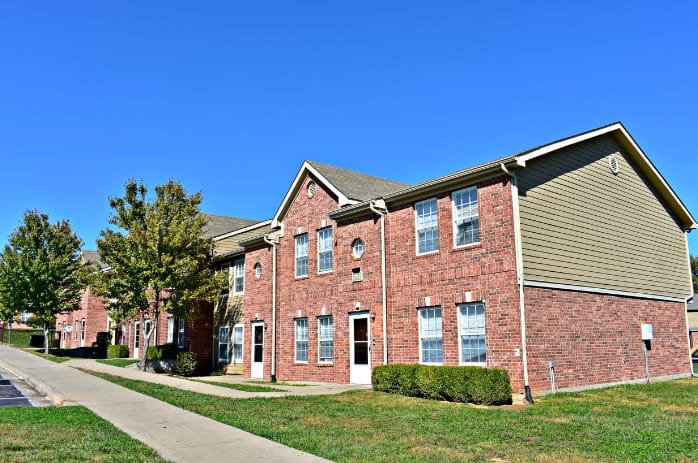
(317, 227), (333, 274)
(233, 259), (245, 295)
(415, 198), (439, 255)
(232, 324), (244, 363)
(219, 325), (230, 362)
(295, 234), (309, 278)
(295, 318), (308, 363)
(166, 316), (174, 344)
(418, 306), (443, 365)
(318, 316), (333, 364)
(458, 302), (487, 366)
(178, 319), (185, 349)
(452, 186), (480, 248)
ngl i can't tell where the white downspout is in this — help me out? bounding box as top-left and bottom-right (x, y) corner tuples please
(502, 163), (533, 403)
(264, 234), (278, 382)
(370, 200), (389, 365)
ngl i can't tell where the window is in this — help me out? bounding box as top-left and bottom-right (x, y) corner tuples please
(418, 306), (443, 364)
(219, 326), (230, 362)
(167, 317), (174, 343)
(254, 263), (262, 279)
(352, 238), (364, 258)
(318, 316), (333, 363)
(81, 319), (86, 341)
(233, 259), (244, 295)
(178, 319), (185, 349)
(318, 227), (333, 273)
(232, 325), (243, 363)
(452, 186), (480, 247)
(415, 198), (439, 254)
(458, 302), (486, 364)
(295, 318), (308, 362)
(295, 234), (308, 278)
(220, 262), (231, 295)
(134, 322), (140, 349)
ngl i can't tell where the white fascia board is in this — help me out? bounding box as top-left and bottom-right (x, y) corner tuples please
(271, 161), (355, 228)
(212, 220), (273, 241)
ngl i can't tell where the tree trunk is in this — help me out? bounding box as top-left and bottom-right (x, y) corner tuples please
(43, 321), (50, 355)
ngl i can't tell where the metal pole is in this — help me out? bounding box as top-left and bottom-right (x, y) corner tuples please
(643, 341), (651, 384)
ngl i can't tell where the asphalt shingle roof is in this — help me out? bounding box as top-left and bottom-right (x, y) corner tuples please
(203, 214), (260, 239)
(307, 161), (409, 202)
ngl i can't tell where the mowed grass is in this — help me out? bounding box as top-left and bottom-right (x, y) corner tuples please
(97, 358), (140, 368)
(88, 371), (698, 463)
(190, 379), (285, 392)
(27, 350), (71, 363)
(0, 406), (168, 463)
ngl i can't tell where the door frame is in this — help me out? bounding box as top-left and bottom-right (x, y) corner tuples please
(251, 321), (265, 379)
(349, 312), (371, 384)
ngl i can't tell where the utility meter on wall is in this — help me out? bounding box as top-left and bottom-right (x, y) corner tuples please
(641, 323), (653, 341)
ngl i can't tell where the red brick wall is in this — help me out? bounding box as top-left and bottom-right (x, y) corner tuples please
(524, 286), (692, 392)
(385, 175), (524, 390)
(242, 245), (274, 379)
(268, 175), (384, 383)
(55, 287), (109, 349)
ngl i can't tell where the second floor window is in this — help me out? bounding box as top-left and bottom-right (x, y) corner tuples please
(295, 234), (308, 277)
(452, 186), (480, 247)
(220, 262), (231, 295)
(318, 227), (333, 273)
(415, 198), (439, 254)
(233, 259), (244, 295)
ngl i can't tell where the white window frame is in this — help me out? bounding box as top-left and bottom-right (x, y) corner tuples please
(232, 324), (244, 363)
(458, 302), (486, 366)
(415, 198), (439, 255)
(318, 227), (333, 273)
(166, 316), (174, 344)
(452, 186), (480, 248)
(295, 234), (308, 278)
(80, 318), (86, 341)
(318, 316), (333, 364)
(178, 318), (185, 349)
(418, 306), (443, 364)
(233, 259), (244, 295)
(295, 318), (308, 363)
(352, 239), (364, 259)
(219, 325), (230, 362)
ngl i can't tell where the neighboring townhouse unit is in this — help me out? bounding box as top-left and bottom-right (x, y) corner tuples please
(240, 122), (696, 395)
(55, 250), (116, 350)
(688, 296), (697, 355)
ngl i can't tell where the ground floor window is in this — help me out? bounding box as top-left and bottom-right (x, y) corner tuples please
(134, 322), (141, 349)
(219, 326), (230, 362)
(232, 324), (243, 363)
(295, 318), (308, 362)
(318, 316), (333, 363)
(167, 317), (174, 343)
(458, 302), (486, 365)
(418, 306), (443, 364)
(178, 319), (185, 348)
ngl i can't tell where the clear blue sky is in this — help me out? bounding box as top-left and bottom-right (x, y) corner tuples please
(1, 2), (697, 255)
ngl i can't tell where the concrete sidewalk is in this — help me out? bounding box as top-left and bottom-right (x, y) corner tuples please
(0, 345), (334, 463)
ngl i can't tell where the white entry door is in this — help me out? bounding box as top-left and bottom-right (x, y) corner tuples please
(349, 313), (371, 384)
(251, 322), (264, 379)
(133, 322), (140, 359)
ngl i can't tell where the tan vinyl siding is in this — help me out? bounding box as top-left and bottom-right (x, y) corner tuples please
(688, 311), (698, 329)
(213, 226), (271, 257)
(517, 135), (691, 299)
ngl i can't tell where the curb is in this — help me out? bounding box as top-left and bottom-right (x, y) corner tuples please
(0, 359), (65, 406)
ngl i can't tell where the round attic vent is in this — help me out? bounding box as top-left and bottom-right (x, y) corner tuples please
(308, 181), (317, 198)
(609, 154), (620, 175)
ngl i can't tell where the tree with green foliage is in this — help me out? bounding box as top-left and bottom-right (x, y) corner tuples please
(95, 180), (223, 370)
(691, 255), (698, 293)
(0, 211), (93, 353)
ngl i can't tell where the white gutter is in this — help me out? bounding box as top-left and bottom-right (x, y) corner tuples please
(263, 233), (279, 382)
(369, 199), (389, 365)
(501, 163), (534, 403)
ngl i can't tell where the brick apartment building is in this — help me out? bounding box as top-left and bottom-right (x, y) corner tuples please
(237, 122), (695, 395)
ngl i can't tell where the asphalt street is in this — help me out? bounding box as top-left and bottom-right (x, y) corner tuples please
(0, 363), (52, 407)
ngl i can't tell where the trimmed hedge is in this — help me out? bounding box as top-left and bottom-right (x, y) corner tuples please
(372, 364), (512, 405)
(106, 344), (130, 359)
(145, 343), (179, 360)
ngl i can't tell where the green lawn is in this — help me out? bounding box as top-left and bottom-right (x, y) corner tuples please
(191, 378), (285, 392)
(97, 358), (140, 368)
(0, 406), (168, 463)
(28, 350), (71, 363)
(88, 371), (698, 463)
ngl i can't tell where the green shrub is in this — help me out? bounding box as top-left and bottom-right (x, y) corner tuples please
(175, 351), (197, 376)
(146, 343), (179, 360)
(372, 364), (512, 405)
(106, 344), (130, 359)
